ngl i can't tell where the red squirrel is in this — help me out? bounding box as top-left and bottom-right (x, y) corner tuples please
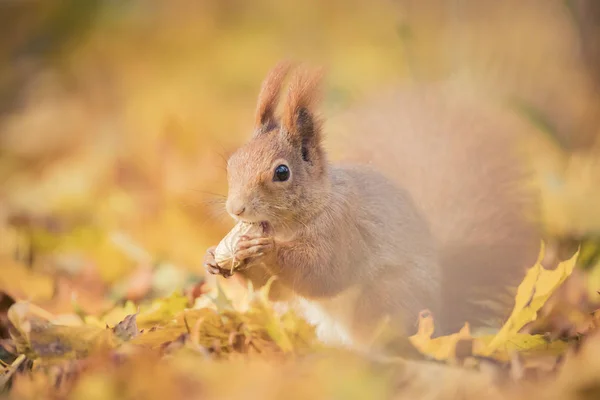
(204, 61), (541, 351)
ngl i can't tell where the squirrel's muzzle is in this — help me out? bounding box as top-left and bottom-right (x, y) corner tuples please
(226, 197), (246, 218)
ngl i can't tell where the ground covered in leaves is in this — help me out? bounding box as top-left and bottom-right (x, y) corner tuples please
(2, 243), (600, 400)
(3, 1), (600, 399)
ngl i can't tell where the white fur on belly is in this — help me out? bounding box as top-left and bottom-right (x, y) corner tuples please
(293, 285), (362, 349)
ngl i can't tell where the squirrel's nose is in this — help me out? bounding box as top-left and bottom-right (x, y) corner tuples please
(226, 199), (246, 217)
(233, 206), (246, 216)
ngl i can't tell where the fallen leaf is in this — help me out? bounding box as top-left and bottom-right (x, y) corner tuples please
(112, 314), (139, 342)
(482, 245), (578, 355)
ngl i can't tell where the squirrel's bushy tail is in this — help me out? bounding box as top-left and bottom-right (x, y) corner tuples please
(327, 81), (541, 334)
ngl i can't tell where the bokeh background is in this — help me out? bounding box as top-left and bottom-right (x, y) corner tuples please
(1, 0), (600, 316)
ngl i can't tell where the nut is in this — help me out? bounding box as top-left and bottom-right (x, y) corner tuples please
(214, 221), (263, 273)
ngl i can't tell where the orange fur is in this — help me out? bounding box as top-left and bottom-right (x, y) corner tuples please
(206, 62), (543, 355)
(254, 61), (294, 132)
(282, 66), (325, 135)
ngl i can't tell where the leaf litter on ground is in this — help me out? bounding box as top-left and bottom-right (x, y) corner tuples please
(1, 241), (600, 400)
(0, 227), (600, 399)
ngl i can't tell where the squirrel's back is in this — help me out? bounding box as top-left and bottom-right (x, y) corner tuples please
(326, 81), (541, 333)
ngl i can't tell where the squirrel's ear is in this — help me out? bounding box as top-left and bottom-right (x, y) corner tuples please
(254, 61), (294, 135)
(282, 66), (325, 163)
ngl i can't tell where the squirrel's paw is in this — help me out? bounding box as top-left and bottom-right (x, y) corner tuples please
(203, 245), (234, 278)
(235, 234), (274, 263)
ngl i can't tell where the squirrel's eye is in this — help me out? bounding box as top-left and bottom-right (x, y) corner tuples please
(273, 164), (290, 182)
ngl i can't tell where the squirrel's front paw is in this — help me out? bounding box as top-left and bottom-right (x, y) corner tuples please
(203, 245), (234, 278)
(235, 234), (274, 264)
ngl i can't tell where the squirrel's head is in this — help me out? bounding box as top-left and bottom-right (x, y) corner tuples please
(225, 61), (330, 229)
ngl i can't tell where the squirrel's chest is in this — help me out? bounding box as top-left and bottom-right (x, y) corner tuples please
(292, 285), (363, 348)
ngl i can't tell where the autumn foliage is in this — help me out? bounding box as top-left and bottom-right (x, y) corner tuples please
(2, 1), (600, 399)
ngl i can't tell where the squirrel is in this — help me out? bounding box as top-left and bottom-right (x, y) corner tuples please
(203, 61), (541, 352)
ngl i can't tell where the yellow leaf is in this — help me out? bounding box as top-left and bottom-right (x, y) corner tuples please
(210, 280), (234, 312)
(8, 302), (118, 359)
(100, 301), (139, 327)
(473, 333), (567, 362)
(136, 292), (189, 329)
(0, 258), (54, 302)
(409, 312), (472, 361)
(482, 243), (578, 355)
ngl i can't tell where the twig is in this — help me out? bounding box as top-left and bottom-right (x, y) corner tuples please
(0, 354), (26, 390)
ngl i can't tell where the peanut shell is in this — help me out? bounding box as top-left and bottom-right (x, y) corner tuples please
(214, 221), (262, 273)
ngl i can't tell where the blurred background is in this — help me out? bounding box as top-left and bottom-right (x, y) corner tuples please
(1, 0), (600, 317)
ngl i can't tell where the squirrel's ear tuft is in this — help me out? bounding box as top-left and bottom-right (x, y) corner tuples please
(254, 60), (294, 135)
(282, 66), (325, 162)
